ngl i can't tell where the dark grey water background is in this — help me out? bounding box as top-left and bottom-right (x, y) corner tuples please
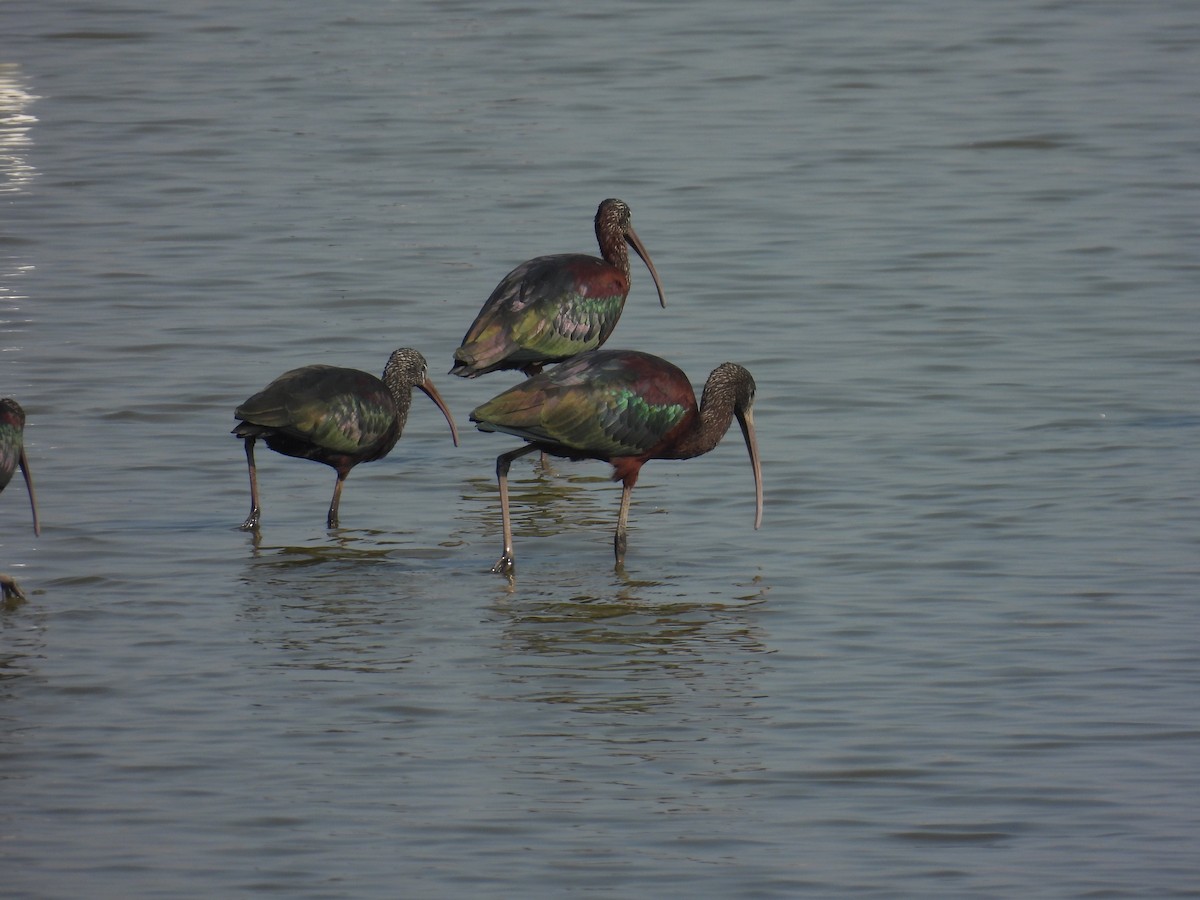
(3, 1), (1198, 897)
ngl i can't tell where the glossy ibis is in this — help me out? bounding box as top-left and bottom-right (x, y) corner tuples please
(233, 348), (459, 530)
(0, 398), (40, 536)
(470, 349), (763, 575)
(450, 199), (667, 379)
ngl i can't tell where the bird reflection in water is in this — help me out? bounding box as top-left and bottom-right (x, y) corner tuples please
(489, 581), (770, 715)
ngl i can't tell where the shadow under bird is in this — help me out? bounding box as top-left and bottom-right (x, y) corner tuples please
(233, 348), (459, 530)
(470, 349), (763, 575)
(1, 398), (40, 602)
(450, 198), (667, 379)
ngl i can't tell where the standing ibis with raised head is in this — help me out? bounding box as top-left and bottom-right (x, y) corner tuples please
(451, 199), (667, 379)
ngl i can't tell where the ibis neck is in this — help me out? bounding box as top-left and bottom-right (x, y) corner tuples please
(383, 373), (413, 428)
(672, 390), (737, 460)
(596, 224), (631, 279)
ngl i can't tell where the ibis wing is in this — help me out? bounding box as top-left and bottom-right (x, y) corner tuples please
(235, 366), (397, 454)
(0, 423), (21, 493)
(472, 352), (691, 458)
(547, 385), (687, 457)
(455, 255), (627, 371)
(0, 399), (27, 493)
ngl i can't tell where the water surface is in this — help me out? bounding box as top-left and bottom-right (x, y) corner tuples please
(2, 1), (1198, 897)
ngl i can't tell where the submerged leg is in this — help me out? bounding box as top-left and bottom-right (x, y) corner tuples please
(240, 438), (262, 530)
(492, 444), (539, 576)
(327, 471), (349, 529)
(613, 473), (640, 566)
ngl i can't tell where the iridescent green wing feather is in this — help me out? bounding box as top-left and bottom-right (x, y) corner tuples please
(512, 258), (627, 356)
(456, 255), (628, 371)
(0, 418), (22, 492)
(236, 366), (397, 454)
(472, 351), (691, 457)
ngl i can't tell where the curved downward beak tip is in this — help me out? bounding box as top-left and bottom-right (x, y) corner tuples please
(19, 448), (40, 537)
(626, 227), (667, 308)
(739, 410), (763, 530)
(420, 379), (460, 447)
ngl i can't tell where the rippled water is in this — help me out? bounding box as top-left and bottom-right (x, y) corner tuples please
(3, 1), (1198, 897)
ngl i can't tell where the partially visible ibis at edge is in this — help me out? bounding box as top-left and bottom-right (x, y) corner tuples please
(0, 398), (40, 537)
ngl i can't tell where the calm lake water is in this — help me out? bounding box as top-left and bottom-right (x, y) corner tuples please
(3, 1), (1198, 896)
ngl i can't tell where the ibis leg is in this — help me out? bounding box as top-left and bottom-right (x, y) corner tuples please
(492, 445), (539, 576)
(327, 472), (349, 529)
(614, 481), (633, 565)
(613, 472), (640, 566)
(240, 438), (262, 530)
